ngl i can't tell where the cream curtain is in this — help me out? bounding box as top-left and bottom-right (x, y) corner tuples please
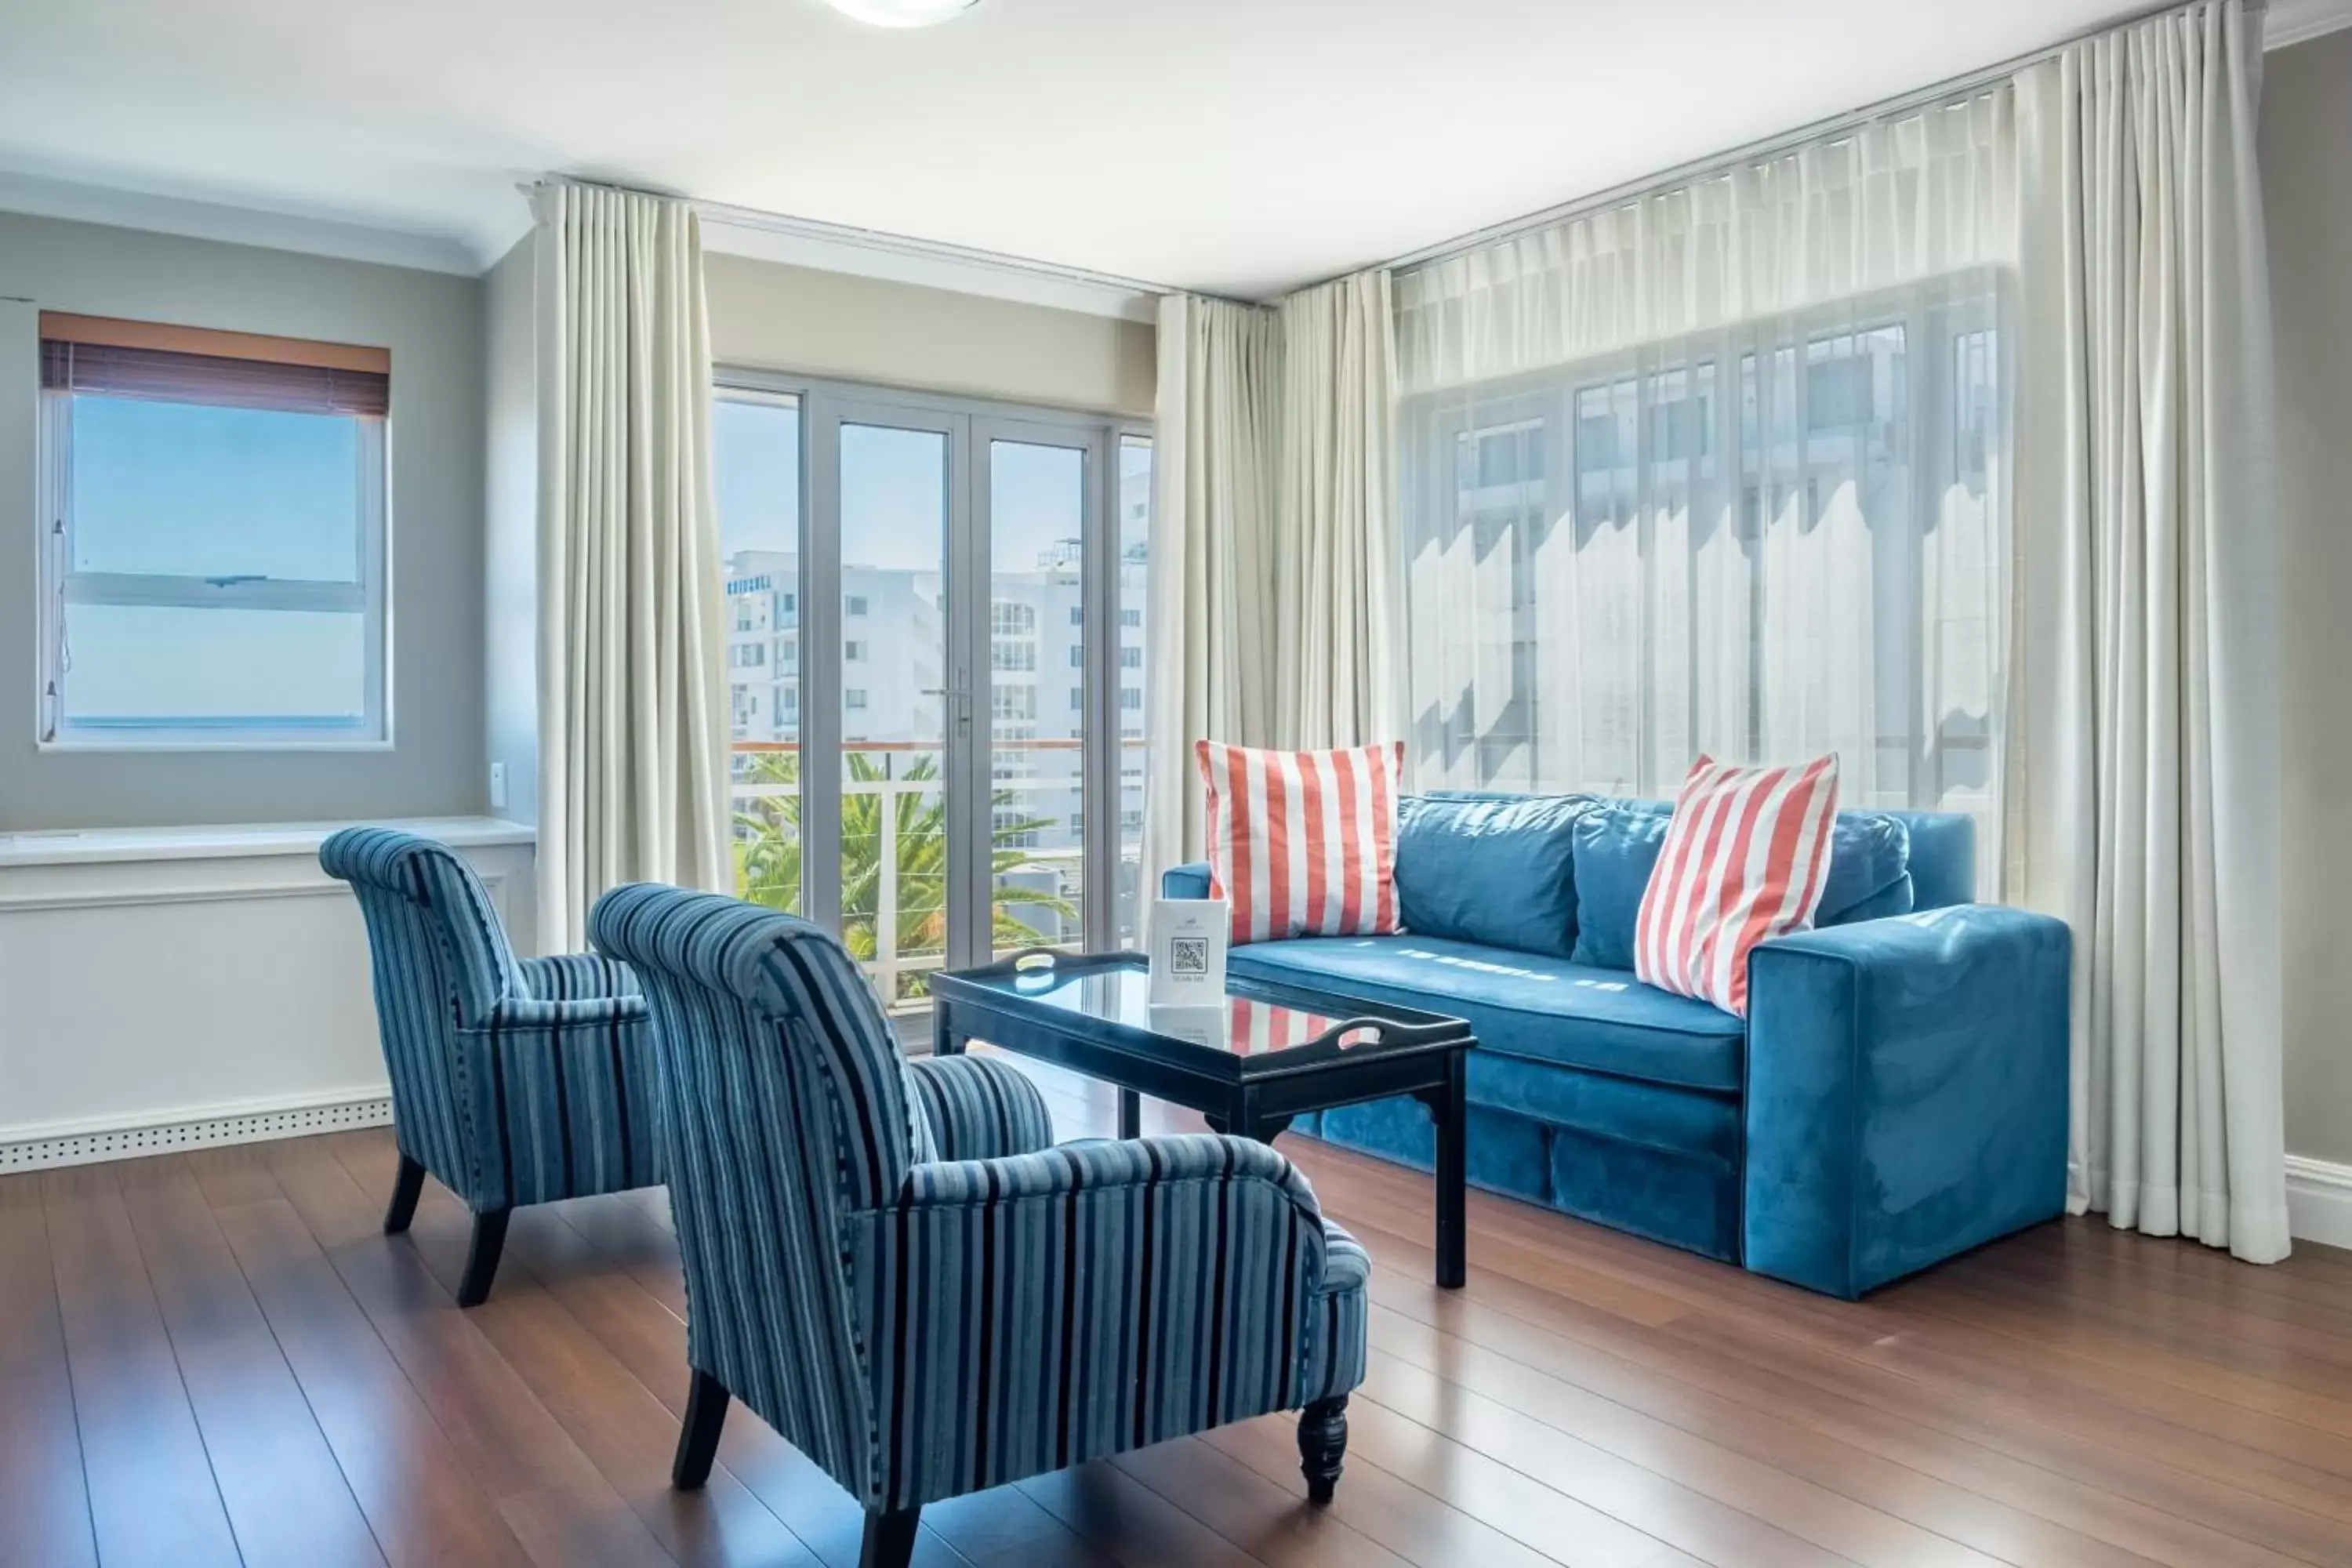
(1142, 274), (1405, 885)
(1141, 293), (1279, 895)
(1276, 271), (1407, 750)
(533, 182), (730, 952)
(2010, 0), (2289, 1261)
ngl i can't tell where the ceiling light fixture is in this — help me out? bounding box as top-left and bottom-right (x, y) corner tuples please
(819, 0), (980, 27)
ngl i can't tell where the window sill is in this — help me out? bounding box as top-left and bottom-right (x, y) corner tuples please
(37, 735), (395, 754)
(0, 816), (534, 869)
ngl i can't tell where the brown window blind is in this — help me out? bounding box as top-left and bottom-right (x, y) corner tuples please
(36, 312), (390, 418)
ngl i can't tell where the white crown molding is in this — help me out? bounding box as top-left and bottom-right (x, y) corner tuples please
(695, 198), (1167, 324)
(2267, 0), (2352, 48)
(0, 169), (483, 276)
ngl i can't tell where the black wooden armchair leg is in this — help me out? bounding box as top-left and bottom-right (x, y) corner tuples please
(671, 1370), (730, 1489)
(455, 1207), (512, 1308)
(383, 1154), (426, 1235)
(1298, 1395), (1349, 1504)
(858, 1508), (920, 1568)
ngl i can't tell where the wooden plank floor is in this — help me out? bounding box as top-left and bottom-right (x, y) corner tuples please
(6, 1052), (2352, 1568)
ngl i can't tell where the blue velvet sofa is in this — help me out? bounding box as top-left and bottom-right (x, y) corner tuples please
(1167, 793), (2071, 1298)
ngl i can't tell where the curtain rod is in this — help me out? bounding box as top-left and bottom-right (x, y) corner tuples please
(1376, 0), (2262, 282)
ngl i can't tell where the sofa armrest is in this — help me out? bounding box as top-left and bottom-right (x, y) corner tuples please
(1162, 862), (1214, 900)
(1744, 906), (2070, 1298)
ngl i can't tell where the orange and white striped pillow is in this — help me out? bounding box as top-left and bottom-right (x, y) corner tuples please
(1635, 754), (1841, 1017)
(1195, 739), (1404, 946)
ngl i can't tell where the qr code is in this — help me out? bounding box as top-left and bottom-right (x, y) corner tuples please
(1170, 937), (1210, 975)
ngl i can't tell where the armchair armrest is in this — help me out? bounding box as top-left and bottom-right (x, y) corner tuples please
(1744, 906), (2071, 1298)
(858, 1132), (1349, 1507)
(904, 1054), (1054, 1162)
(518, 952), (641, 1002)
(485, 992), (651, 1029)
(477, 952), (648, 1029)
(905, 1132), (1322, 1228)
(453, 956), (660, 1210)
(1162, 862), (1214, 900)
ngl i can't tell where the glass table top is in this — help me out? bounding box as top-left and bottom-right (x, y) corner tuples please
(979, 962), (1363, 1058)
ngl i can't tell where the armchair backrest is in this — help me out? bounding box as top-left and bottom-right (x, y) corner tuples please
(321, 826), (527, 1189)
(321, 826), (525, 1026)
(587, 882), (916, 1486)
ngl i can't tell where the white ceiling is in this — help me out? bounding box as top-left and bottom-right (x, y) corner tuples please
(0, 0), (2224, 299)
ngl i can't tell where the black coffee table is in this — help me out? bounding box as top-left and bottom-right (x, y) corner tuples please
(928, 949), (1476, 1287)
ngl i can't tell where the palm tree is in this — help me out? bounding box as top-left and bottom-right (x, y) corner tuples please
(731, 748), (1077, 1001)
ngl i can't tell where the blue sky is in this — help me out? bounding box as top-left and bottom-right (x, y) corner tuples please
(65, 395), (365, 722)
(74, 396), (360, 580)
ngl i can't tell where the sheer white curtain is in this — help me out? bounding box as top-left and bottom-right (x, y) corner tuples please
(534, 182), (730, 951)
(2010, 0), (2288, 1261)
(1395, 101), (2018, 862)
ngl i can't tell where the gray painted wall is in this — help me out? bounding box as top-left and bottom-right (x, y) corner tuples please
(0, 211), (486, 829)
(2266, 27), (2352, 1169)
(483, 231), (539, 829)
(704, 252), (1156, 418)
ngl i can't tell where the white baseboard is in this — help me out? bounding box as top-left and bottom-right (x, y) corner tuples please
(2287, 1155), (2352, 1250)
(0, 1089), (392, 1174)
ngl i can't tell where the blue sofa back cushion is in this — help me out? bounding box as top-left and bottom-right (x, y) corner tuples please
(1396, 793), (1598, 959)
(1568, 800), (1915, 970)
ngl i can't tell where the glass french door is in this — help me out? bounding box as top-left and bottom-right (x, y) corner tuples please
(977, 422), (1106, 969)
(716, 379), (1134, 1043)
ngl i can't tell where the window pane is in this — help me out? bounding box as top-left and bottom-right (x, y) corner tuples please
(1403, 285), (2002, 857)
(70, 395), (362, 582)
(1116, 434), (1152, 947)
(63, 604), (365, 725)
(717, 393), (803, 916)
(989, 439), (1086, 959)
(841, 422), (949, 1014)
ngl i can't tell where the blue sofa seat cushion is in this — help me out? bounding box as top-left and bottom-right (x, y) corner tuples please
(1569, 800), (1916, 969)
(1226, 935), (1746, 1094)
(1395, 793), (1598, 959)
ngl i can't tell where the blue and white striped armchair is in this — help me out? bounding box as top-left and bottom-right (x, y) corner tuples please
(589, 884), (1369, 1568)
(322, 826), (662, 1305)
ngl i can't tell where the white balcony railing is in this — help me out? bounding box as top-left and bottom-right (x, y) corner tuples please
(731, 739), (1126, 1012)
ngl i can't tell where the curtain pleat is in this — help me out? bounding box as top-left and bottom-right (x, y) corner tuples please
(2012, 0), (2288, 1262)
(1140, 295), (1279, 897)
(535, 183), (729, 953)
(1276, 272), (1406, 751)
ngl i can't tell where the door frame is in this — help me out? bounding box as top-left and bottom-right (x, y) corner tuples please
(717, 368), (1145, 985)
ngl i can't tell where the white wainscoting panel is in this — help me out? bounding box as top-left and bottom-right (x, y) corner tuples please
(0, 818), (533, 1171)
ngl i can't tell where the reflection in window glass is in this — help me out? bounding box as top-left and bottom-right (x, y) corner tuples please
(716, 392), (803, 913)
(989, 440), (1086, 958)
(1116, 435), (1153, 946)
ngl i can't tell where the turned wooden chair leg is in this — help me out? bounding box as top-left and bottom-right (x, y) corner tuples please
(1298, 1395), (1349, 1504)
(858, 1508), (921, 1568)
(383, 1154), (426, 1235)
(455, 1207), (511, 1308)
(671, 1369), (730, 1489)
